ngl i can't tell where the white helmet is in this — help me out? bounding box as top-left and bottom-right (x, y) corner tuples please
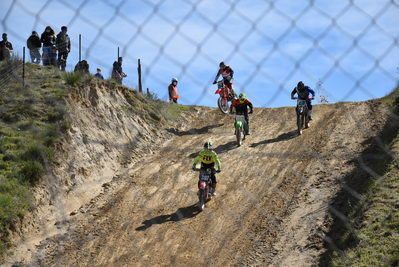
(171, 77), (178, 83)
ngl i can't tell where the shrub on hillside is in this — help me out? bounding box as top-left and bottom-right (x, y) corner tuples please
(18, 161), (44, 185)
(20, 144), (45, 164)
(63, 72), (82, 86)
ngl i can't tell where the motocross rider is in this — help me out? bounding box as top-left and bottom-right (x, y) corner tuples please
(213, 61), (236, 97)
(291, 81), (315, 121)
(230, 93), (254, 135)
(192, 141), (221, 196)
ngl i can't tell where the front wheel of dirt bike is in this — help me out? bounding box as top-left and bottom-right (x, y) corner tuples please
(198, 190), (206, 211)
(236, 128), (243, 146)
(297, 112), (304, 135)
(217, 96), (229, 114)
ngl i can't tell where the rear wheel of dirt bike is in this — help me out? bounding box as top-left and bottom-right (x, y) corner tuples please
(198, 190), (206, 211)
(217, 96), (229, 114)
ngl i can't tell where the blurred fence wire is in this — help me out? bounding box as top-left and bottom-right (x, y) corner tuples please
(0, 0), (399, 265)
(0, 0), (398, 106)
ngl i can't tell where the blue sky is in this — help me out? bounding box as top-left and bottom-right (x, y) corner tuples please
(1, 0), (398, 107)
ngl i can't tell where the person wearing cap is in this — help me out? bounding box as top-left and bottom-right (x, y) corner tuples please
(112, 57), (127, 84)
(0, 33), (13, 61)
(94, 68), (104, 80)
(27, 31), (42, 64)
(56, 26), (71, 71)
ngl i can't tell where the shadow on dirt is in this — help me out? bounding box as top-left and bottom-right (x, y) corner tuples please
(250, 130), (297, 148)
(166, 123), (224, 136)
(214, 141), (238, 154)
(135, 204), (200, 231)
(188, 140), (238, 158)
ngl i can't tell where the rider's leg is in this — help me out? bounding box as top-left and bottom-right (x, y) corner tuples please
(211, 172), (217, 196)
(307, 101), (313, 120)
(223, 78), (235, 98)
(245, 115), (250, 135)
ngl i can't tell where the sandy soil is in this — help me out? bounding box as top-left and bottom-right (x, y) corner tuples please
(5, 96), (391, 266)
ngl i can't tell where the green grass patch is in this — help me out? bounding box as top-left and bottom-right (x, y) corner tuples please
(328, 101), (399, 266)
(380, 86), (399, 106)
(0, 62), (68, 257)
(330, 152), (399, 266)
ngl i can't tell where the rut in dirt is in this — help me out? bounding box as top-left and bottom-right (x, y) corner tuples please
(13, 100), (393, 266)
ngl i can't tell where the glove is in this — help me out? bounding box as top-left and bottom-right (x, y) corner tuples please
(216, 169), (221, 173)
(192, 165), (197, 171)
(213, 81), (217, 85)
(249, 110), (253, 114)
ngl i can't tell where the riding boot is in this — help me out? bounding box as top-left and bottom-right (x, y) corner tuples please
(244, 118), (250, 135)
(211, 183), (217, 196)
(308, 110), (313, 120)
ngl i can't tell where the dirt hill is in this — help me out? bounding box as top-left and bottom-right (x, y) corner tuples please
(2, 65), (398, 266)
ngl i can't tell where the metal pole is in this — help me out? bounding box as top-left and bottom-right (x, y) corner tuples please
(117, 47), (120, 59)
(79, 34), (81, 62)
(138, 59), (143, 93)
(22, 47), (25, 87)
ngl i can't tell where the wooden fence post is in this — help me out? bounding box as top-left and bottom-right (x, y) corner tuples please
(79, 34), (82, 62)
(138, 59), (143, 93)
(22, 47), (25, 87)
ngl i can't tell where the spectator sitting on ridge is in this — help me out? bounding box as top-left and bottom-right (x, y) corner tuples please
(74, 60), (90, 75)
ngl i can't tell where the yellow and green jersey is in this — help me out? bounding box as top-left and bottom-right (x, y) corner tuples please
(193, 149), (221, 170)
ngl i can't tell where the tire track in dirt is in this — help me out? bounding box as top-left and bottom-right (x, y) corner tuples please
(25, 101), (391, 266)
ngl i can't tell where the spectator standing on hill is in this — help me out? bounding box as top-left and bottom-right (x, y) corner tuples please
(56, 26), (71, 71)
(27, 31), (42, 64)
(41, 26), (56, 66)
(94, 68), (104, 79)
(168, 78), (180, 103)
(0, 33), (13, 61)
(112, 57), (126, 84)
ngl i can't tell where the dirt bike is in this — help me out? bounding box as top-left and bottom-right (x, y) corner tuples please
(214, 80), (235, 114)
(293, 97), (312, 135)
(234, 114), (247, 146)
(193, 167), (215, 211)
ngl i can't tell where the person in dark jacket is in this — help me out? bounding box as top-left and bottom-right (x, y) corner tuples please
(0, 33), (13, 61)
(230, 93), (254, 135)
(112, 57), (126, 84)
(41, 26), (56, 66)
(291, 81), (315, 120)
(74, 60), (90, 75)
(94, 68), (104, 79)
(27, 31), (42, 64)
(56, 26), (71, 71)
(213, 61), (236, 97)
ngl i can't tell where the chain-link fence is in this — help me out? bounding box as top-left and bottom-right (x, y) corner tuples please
(1, 0), (398, 107)
(1, 0), (399, 265)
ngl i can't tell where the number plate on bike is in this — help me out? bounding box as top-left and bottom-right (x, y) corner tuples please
(235, 115), (246, 123)
(297, 100), (307, 107)
(200, 174), (211, 181)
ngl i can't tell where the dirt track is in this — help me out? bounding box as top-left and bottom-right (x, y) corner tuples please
(9, 100), (391, 266)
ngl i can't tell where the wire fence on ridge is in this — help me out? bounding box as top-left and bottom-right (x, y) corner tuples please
(0, 0), (399, 265)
